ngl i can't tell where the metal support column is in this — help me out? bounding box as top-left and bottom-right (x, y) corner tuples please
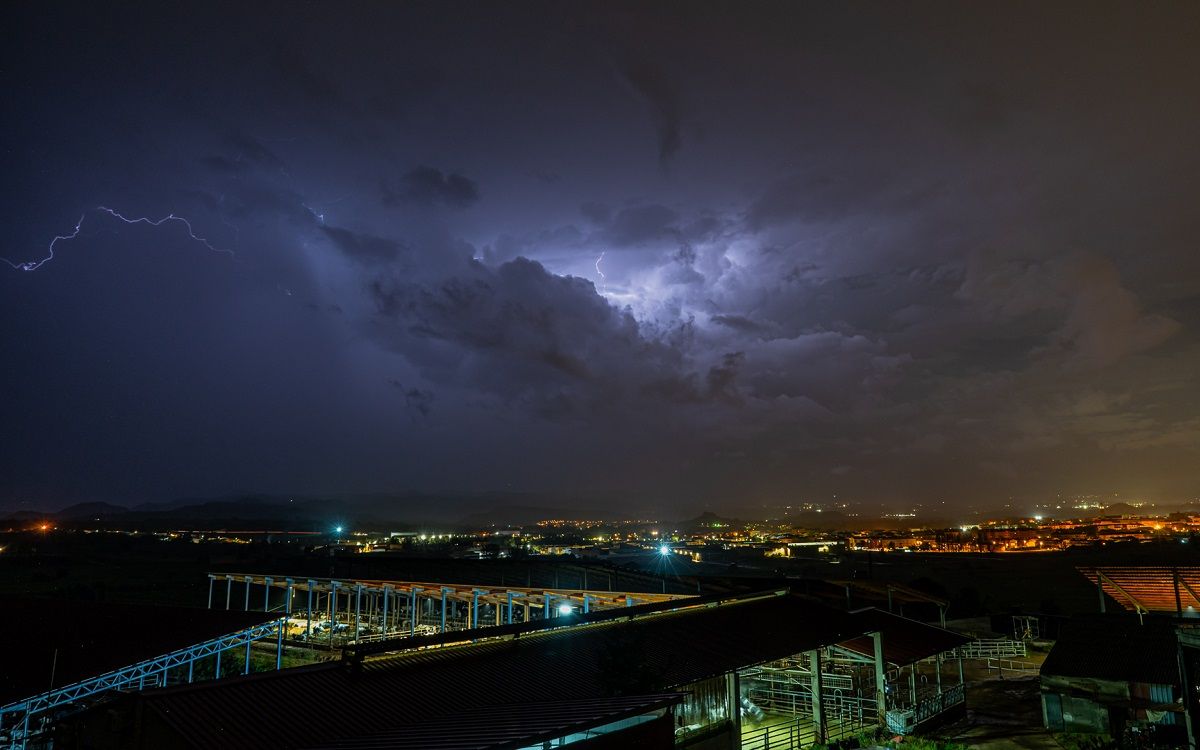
(583, 594), (591, 614)
(244, 637), (251, 675)
(472, 589), (485, 629)
(809, 650), (825, 744)
(410, 587), (422, 636)
(936, 652), (943, 695)
(382, 584), (392, 635)
(285, 579), (294, 615)
(1177, 569), (1185, 618)
(328, 581), (341, 648)
(263, 576), (272, 612)
(354, 584), (363, 642)
(871, 631), (887, 725)
(725, 671), (742, 750)
(244, 575), (252, 611)
(225, 575), (232, 609)
(1178, 633), (1198, 750)
(207, 575), (215, 609)
(909, 665), (917, 712)
(306, 580), (315, 642)
(441, 587), (451, 632)
(276, 619), (283, 670)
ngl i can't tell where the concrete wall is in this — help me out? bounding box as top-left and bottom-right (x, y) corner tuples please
(1043, 691), (1112, 733)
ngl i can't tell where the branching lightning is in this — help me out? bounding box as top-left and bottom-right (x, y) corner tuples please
(2, 207), (234, 272)
(1, 214), (86, 272)
(97, 207), (233, 258)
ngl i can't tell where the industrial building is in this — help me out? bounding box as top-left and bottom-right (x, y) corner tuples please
(52, 588), (969, 750)
(206, 572), (691, 648)
(1033, 566), (1200, 747)
(1040, 616), (1182, 736)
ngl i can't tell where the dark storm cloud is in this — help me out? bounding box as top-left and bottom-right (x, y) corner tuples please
(367, 257), (673, 409)
(603, 204), (678, 246)
(621, 59), (683, 166)
(745, 167), (933, 231)
(956, 253), (1181, 370)
(214, 132), (288, 175)
(5, 2), (1199, 511)
(579, 202), (612, 224)
(271, 44), (349, 112)
(382, 167), (480, 210)
(180, 183), (313, 228)
(388, 380), (435, 418)
(320, 226), (405, 263)
(710, 314), (774, 337)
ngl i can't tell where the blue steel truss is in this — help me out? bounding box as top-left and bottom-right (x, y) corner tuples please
(0, 618), (284, 750)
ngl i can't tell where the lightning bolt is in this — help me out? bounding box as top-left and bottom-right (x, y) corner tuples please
(0, 214), (85, 272)
(594, 251), (607, 291)
(97, 207), (233, 258)
(2, 207), (233, 272)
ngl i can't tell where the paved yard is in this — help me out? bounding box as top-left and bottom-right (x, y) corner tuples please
(929, 670), (1061, 750)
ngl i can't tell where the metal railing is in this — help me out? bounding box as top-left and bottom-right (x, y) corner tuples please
(951, 637), (1026, 659)
(985, 657), (1039, 675)
(913, 683), (965, 726)
(885, 684), (965, 735)
(741, 717), (815, 750)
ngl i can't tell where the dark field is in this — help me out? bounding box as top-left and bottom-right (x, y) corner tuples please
(3, 530), (1197, 620)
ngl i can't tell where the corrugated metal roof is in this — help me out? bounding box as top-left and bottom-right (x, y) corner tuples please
(1078, 566), (1200, 613)
(838, 609), (971, 666)
(111, 591), (867, 749)
(299, 694), (684, 749)
(1041, 615), (1179, 685)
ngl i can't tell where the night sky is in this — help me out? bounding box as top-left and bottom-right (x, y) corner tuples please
(3, 2), (1198, 512)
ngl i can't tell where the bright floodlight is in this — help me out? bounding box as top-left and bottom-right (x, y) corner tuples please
(659, 544), (670, 556)
(557, 603), (573, 616)
(334, 526), (344, 534)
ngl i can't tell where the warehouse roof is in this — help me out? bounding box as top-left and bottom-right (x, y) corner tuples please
(839, 609), (970, 666)
(298, 694), (684, 750)
(87, 590), (864, 749)
(1078, 566), (1200, 614)
(1041, 616), (1179, 685)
